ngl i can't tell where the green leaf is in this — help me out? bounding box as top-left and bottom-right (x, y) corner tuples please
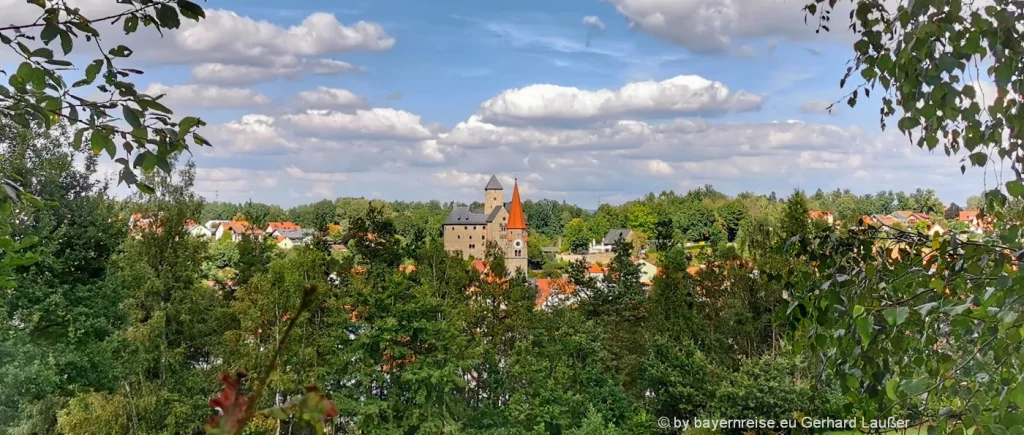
(136, 182), (155, 194)
(156, 4), (181, 28)
(856, 316), (872, 346)
(59, 30), (73, 55)
(177, 0), (206, 20)
(123, 105), (142, 129)
(901, 378), (929, 396)
(898, 116), (921, 131)
(40, 23), (59, 45)
(90, 130), (116, 159)
(853, 305), (865, 316)
(969, 152), (988, 167)
(72, 128), (86, 150)
(1007, 180), (1024, 198)
(962, 84), (976, 99)
(31, 47), (53, 60)
(886, 378), (899, 401)
(123, 15), (139, 34)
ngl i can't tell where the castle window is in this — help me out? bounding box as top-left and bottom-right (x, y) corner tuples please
(514, 249), (522, 257)
(464, 226), (467, 230)
(469, 236), (472, 239)
(473, 226), (477, 230)
(469, 244), (476, 249)
(458, 235), (461, 239)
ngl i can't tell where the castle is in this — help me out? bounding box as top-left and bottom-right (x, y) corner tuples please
(443, 175), (528, 273)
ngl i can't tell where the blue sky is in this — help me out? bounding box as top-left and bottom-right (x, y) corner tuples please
(4, 0), (1008, 208)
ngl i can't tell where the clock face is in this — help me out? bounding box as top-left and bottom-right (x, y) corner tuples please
(513, 239), (523, 249)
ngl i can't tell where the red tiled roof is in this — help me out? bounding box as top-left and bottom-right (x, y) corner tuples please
(472, 259), (489, 273)
(959, 210), (980, 221)
(535, 278), (574, 308)
(587, 263), (604, 274)
(267, 221), (301, 231)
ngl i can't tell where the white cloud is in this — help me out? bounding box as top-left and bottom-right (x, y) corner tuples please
(799, 99), (838, 115)
(200, 115), (298, 155)
(282, 109), (434, 140)
(195, 167), (278, 197)
(166, 11), (394, 64)
(294, 87), (369, 110)
(646, 159), (674, 175)
(191, 59), (365, 85)
(442, 115), (653, 150)
(285, 166), (349, 182)
(477, 75), (762, 125)
(583, 16), (606, 33)
(605, 0), (859, 53)
(142, 83), (271, 109)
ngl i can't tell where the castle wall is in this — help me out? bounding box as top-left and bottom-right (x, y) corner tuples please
(444, 224), (487, 259)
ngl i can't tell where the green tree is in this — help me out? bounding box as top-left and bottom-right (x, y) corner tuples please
(626, 203), (656, 238)
(563, 217), (591, 254)
(780, 190), (810, 241)
(716, 199), (747, 242)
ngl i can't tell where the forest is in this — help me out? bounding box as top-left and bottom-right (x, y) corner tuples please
(2, 0), (1024, 433)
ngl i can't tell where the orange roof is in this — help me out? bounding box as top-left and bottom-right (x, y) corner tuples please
(471, 259), (489, 273)
(686, 266), (700, 276)
(506, 180), (527, 230)
(808, 210), (832, 220)
(275, 235), (286, 243)
(535, 278), (574, 308)
(400, 264), (416, 274)
(587, 263), (604, 274)
(267, 221), (301, 231)
(959, 210), (980, 221)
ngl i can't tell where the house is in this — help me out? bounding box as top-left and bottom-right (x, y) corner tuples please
(891, 210), (931, 224)
(534, 278), (575, 310)
(958, 209), (992, 233)
(635, 259), (658, 287)
(589, 229), (634, 253)
(275, 235), (295, 249)
(266, 221), (302, 235)
(870, 214), (901, 228)
(808, 210), (834, 225)
(187, 222), (213, 238)
(215, 221), (265, 242)
(925, 221), (945, 237)
(205, 220), (230, 231)
(587, 263), (605, 281)
(275, 228), (315, 248)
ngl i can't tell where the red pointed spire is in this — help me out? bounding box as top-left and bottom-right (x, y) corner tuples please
(507, 179), (526, 230)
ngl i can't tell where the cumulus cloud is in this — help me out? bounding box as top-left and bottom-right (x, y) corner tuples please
(281, 109), (434, 140)
(294, 87), (369, 110)
(799, 99), (837, 115)
(200, 115), (298, 155)
(477, 75), (762, 126)
(582, 16), (606, 33)
(4, 1), (392, 84)
(646, 159), (674, 175)
(604, 0), (861, 53)
(142, 83), (271, 109)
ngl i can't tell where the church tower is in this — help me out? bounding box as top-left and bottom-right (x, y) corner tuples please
(505, 179), (528, 273)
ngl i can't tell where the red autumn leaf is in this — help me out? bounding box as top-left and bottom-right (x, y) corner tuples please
(205, 371), (250, 432)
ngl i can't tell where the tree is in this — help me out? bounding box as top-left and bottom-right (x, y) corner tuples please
(563, 217), (590, 254)
(309, 199), (336, 233)
(780, 190), (810, 241)
(966, 194), (985, 211)
(651, 217), (678, 252)
(944, 202), (962, 220)
(716, 199), (747, 242)
(626, 203), (656, 238)
(674, 202), (719, 244)
(1, 0), (210, 192)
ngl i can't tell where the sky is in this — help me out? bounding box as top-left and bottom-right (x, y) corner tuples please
(2, 0), (1010, 208)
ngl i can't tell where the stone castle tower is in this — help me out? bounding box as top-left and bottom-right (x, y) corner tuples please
(442, 175), (528, 274)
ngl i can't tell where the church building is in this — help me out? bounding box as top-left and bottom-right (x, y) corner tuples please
(443, 175), (528, 273)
